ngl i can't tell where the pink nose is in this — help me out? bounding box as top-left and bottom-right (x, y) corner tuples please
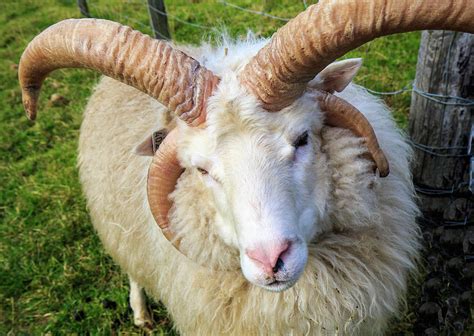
(246, 240), (290, 274)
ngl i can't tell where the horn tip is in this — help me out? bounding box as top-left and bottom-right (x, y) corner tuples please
(378, 160), (390, 177)
(374, 150), (390, 177)
(21, 87), (39, 120)
(378, 167), (389, 178)
(26, 109), (37, 121)
(23, 99), (37, 121)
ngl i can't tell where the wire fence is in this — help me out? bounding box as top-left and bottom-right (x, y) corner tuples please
(147, 2), (213, 30)
(220, 1), (291, 21)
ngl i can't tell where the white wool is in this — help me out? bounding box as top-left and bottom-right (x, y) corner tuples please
(78, 37), (420, 335)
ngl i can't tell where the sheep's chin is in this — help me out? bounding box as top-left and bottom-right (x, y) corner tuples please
(259, 279), (297, 292)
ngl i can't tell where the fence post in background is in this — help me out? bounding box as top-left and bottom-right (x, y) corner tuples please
(409, 31), (473, 217)
(408, 31), (473, 334)
(147, 0), (171, 40)
(77, 0), (91, 18)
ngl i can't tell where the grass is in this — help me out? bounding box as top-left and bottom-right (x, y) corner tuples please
(1, 0), (422, 334)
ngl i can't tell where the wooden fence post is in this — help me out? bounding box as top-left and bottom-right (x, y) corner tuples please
(408, 30), (473, 334)
(77, 0), (91, 18)
(409, 31), (473, 217)
(147, 0), (171, 40)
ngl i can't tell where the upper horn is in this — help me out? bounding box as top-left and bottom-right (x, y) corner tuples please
(19, 18), (219, 126)
(240, 0), (474, 111)
(19, 19), (220, 254)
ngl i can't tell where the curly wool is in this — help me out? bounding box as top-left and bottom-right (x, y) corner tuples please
(78, 37), (420, 335)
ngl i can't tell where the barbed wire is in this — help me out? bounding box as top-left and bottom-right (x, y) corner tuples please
(419, 216), (472, 228)
(413, 85), (474, 107)
(366, 81), (474, 106)
(408, 141), (467, 151)
(408, 139), (471, 158)
(89, 1), (216, 33)
(219, 1), (291, 22)
(414, 181), (470, 197)
(147, 2), (214, 30)
(88, 2), (167, 38)
(365, 85), (412, 96)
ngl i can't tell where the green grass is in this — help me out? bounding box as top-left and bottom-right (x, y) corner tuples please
(1, 0), (421, 334)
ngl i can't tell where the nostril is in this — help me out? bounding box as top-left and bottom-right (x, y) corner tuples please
(246, 239), (291, 274)
(272, 257), (284, 273)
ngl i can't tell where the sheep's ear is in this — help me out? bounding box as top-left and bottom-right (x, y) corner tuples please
(308, 58), (362, 93)
(134, 129), (169, 156)
(134, 136), (154, 156)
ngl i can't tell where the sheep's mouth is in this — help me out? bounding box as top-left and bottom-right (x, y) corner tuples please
(262, 279), (296, 292)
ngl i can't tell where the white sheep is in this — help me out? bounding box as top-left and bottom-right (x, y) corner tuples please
(18, 0), (474, 334)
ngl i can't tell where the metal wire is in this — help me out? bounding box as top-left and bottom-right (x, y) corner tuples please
(407, 139), (471, 158)
(412, 84), (474, 107)
(219, 1), (291, 22)
(366, 81), (474, 106)
(418, 216), (472, 228)
(365, 84), (412, 96)
(414, 181), (470, 197)
(147, 2), (213, 29)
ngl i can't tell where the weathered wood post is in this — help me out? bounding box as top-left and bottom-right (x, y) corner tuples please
(408, 30), (473, 334)
(77, 0), (91, 18)
(409, 31), (473, 217)
(147, 0), (171, 40)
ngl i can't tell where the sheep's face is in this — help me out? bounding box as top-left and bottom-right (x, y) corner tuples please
(171, 59), (362, 291)
(177, 78), (331, 291)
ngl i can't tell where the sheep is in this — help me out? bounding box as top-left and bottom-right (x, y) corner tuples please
(18, 0), (474, 334)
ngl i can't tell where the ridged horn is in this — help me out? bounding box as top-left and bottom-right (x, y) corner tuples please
(314, 90), (389, 177)
(240, 0), (474, 112)
(147, 129), (184, 248)
(19, 18), (219, 126)
(19, 19), (220, 249)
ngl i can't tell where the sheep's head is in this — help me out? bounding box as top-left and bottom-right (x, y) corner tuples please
(19, 0), (474, 291)
(171, 61), (367, 290)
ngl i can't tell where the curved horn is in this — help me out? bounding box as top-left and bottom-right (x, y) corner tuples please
(314, 90), (389, 177)
(19, 18), (219, 126)
(240, 0), (474, 111)
(19, 19), (220, 251)
(147, 129), (184, 248)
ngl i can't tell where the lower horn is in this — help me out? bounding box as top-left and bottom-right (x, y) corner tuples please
(147, 129), (184, 248)
(314, 90), (389, 177)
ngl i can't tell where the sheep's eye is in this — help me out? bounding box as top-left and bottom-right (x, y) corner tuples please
(197, 167), (208, 175)
(293, 131), (308, 148)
